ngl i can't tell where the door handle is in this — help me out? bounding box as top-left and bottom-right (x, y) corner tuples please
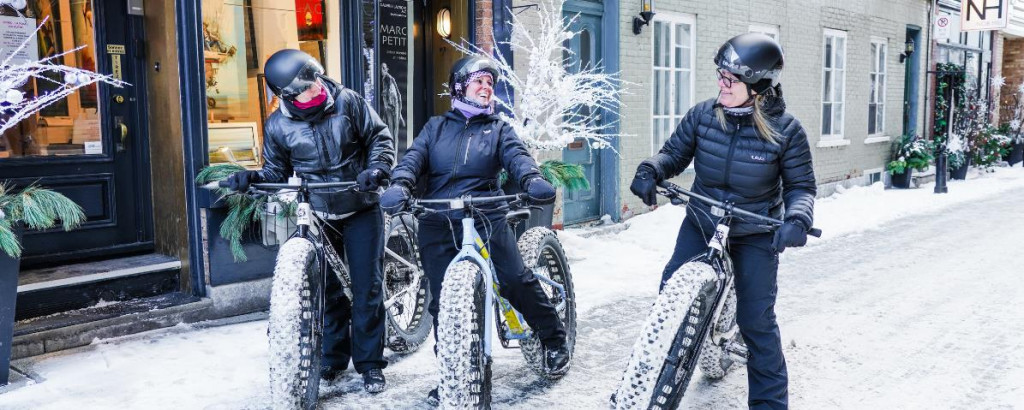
(115, 120), (129, 152)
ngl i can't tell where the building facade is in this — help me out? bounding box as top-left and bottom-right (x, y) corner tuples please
(2, 0), (507, 358)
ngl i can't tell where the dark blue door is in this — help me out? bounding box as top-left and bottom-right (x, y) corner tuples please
(0, 0), (153, 266)
(562, 2), (603, 225)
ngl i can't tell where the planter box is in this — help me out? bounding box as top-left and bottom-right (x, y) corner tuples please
(950, 157), (971, 180)
(1007, 142), (1023, 167)
(196, 188), (278, 287)
(500, 180), (556, 238)
(1, 228), (22, 386)
(890, 169), (913, 189)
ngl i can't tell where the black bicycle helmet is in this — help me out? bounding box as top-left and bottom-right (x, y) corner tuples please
(449, 56), (499, 99)
(264, 49), (325, 100)
(713, 33), (784, 95)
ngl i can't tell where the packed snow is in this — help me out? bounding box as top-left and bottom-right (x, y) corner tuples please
(3, 166), (1024, 409)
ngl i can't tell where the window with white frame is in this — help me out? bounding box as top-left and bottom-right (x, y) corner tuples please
(821, 29), (847, 139)
(748, 23), (780, 41)
(651, 14), (696, 155)
(869, 37), (887, 136)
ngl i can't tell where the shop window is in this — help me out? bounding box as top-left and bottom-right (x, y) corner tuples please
(1, 1), (101, 159)
(201, 0), (338, 168)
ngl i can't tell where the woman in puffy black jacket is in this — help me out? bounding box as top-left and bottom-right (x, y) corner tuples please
(630, 33), (816, 410)
(379, 56), (571, 401)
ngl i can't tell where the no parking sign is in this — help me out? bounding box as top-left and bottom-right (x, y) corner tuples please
(934, 15), (952, 40)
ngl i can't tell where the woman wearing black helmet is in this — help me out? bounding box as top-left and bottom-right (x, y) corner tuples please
(223, 49), (395, 393)
(379, 55), (571, 403)
(630, 33), (816, 409)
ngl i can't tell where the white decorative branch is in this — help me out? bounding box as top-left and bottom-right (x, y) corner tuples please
(447, 0), (628, 154)
(1, 16), (128, 134)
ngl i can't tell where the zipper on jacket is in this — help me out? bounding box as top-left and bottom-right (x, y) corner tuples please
(309, 124), (327, 172)
(446, 119), (473, 198)
(723, 122), (741, 189)
(463, 136), (474, 164)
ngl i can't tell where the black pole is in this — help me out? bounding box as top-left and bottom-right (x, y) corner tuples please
(927, 69), (964, 194)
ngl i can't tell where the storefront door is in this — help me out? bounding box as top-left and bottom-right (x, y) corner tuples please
(562, 1), (603, 225)
(0, 0), (153, 267)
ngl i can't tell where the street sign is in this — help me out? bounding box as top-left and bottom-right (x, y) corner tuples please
(934, 15), (952, 39)
(961, 0), (1009, 31)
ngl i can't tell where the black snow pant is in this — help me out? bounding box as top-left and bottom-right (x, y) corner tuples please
(661, 217), (788, 410)
(321, 206), (388, 374)
(417, 213), (566, 348)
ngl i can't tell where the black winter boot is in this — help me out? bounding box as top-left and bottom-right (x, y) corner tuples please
(363, 368), (386, 394)
(544, 339), (571, 377)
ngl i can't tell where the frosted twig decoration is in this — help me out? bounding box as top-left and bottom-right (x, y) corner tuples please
(447, 0), (628, 154)
(1, 17), (128, 134)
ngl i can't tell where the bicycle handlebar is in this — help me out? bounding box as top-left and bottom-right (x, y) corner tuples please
(657, 181), (822, 238)
(412, 193), (526, 206)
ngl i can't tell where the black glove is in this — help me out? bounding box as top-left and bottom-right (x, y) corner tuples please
(524, 176), (556, 205)
(357, 163), (391, 192)
(380, 181), (411, 214)
(772, 222), (808, 253)
(630, 164), (659, 206)
(225, 170), (261, 192)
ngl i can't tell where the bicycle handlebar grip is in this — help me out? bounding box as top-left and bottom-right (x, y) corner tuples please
(808, 228), (822, 238)
(218, 180), (230, 188)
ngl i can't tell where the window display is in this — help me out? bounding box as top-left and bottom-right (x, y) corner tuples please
(202, 0), (332, 168)
(1, 0), (101, 159)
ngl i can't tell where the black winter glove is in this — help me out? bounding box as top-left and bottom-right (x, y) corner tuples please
(524, 176), (556, 205)
(357, 163), (391, 192)
(225, 170), (261, 192)
(772, 222), (808, 253)
(379, 181), (411, 214)
(630, 164), (659, 206)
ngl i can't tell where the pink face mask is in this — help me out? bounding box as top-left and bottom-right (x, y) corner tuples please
(292, 86), (328, 109)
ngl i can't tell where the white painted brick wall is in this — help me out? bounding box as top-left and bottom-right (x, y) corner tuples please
(507, 0), (930, 222)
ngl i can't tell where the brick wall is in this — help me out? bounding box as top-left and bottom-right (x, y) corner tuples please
(617, 0), (930, 216)
(476, 0), (494, 53)
(1000, 38), (1024, 123)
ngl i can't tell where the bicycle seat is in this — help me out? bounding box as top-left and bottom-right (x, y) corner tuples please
(506, 208), (531, 224)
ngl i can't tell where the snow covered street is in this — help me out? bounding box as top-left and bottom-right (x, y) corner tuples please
(3, 167), (1024, 409)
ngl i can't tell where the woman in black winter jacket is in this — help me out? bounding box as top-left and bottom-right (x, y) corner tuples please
(379, 56), (572, 402)
(630, 34), (816, 410)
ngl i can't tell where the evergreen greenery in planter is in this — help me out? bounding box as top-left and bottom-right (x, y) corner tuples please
(195, 164), (297, 262)
(0, 183), (86, 258)
(886, 135), (933, 176)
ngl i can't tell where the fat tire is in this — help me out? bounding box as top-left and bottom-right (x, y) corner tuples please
(437, 260), (492, 409)
(698, 284), (741, 380)
(267, 238), (324, 410)
(612, 261), (718, 409)
(383, 213), (432, 353)
(516, 227), (577, 379)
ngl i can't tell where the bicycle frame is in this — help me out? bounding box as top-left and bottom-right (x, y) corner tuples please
(415, 196), (568, 353)
(659, 180), (822, 350)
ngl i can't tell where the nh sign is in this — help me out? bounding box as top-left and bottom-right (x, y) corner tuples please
(961, 0), (1009, 31)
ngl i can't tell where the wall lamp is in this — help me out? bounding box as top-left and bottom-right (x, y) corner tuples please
(632, 0), (655, 35)
(437, 7), (452, 39)
(899, 38), (915, 63)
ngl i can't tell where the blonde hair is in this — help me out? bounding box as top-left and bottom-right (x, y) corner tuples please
(715, 94), (780, 144)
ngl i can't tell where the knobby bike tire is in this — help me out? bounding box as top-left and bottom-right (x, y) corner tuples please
(383, 213), (432, 353)
(698, 283), (743, 380)
(517, 227), (577, 379)
(267, 238), (325, 410)
(437, 260), (492, 409)
(613, 261), (719, 409)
